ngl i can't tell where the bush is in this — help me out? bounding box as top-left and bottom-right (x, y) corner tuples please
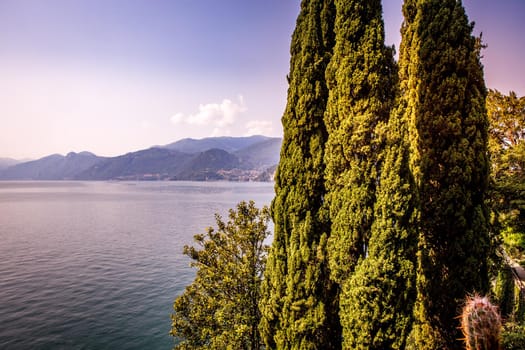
(501, 322), (525, 350)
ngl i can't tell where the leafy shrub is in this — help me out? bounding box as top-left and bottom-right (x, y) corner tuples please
(501, 322), (525, 350)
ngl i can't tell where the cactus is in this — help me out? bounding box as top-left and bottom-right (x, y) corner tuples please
(460, 294), (502, 350)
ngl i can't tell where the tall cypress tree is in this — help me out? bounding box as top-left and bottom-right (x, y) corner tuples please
(324, 0), (396, 285)
(323, 2), (417, 347)
(259, 0), (339, 349)
(401, 0), (491, 348)
(342, 108), (417, 349)
(323, 2), (402, 346)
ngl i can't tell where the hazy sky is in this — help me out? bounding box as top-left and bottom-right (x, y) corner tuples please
(1, 0), (524, 159)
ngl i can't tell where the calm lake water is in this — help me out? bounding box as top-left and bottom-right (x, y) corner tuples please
(0, 181), (275, 350)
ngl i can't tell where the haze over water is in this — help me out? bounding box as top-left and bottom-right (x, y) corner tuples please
(0, 181), (274, 349)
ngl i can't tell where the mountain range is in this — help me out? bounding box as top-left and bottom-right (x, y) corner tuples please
(0, 157), (23, 171)
(0, 136), (282, 182)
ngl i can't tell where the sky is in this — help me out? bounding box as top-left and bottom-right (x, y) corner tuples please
(1, 0), (524, 160)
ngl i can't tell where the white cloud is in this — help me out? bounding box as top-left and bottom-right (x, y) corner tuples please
(170, 112), (184, 124)
(245, 120), (273, 135)
(171, 96), (246, 128)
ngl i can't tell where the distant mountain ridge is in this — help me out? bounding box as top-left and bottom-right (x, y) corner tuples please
(164, 135), (272, 154)
(0, 152), (104, 180)
(0, 136), (282, 181)
(0, 157), (23, 171)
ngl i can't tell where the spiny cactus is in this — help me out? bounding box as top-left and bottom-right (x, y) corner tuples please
(460, 294), (502, 350)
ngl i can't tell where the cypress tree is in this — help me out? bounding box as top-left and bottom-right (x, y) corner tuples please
(323, 1), (401, 346)
(324, 0), (396, 284)
(400, 0), (491, 347)
(259, 0), (339, 348)
(341, 94), (418, 348)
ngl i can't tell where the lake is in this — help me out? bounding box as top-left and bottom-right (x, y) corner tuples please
(0, 181), (275, 349)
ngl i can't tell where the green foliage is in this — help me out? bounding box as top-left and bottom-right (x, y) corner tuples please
(501, 322), (525, 350)
(459, 295), (502, 350)
(259, 0), (340, 348)
(487, 89), (525, 329)
(487, 89), (525, 263)
(342, 256), (415, 349)
(324, 0), (396, 285)
(171, 201), (270, 350)
(323, 1), (407, 346)
(502, 228), (525, 252)
(315, 3), (431, 350)
(487, 90), (525, 180)
(494, 265), (516, 319)
(342, 107), (417, 349)
(400, 0), (492, 348)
